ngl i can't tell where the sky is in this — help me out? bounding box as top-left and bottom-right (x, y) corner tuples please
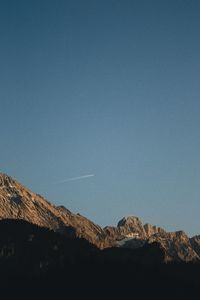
(0, 0), (200, 236)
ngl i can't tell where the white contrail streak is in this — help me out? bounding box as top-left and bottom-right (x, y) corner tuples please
(57, 174), (95, 184)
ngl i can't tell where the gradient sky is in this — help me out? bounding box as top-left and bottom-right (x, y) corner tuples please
(0, 0), (200, 236)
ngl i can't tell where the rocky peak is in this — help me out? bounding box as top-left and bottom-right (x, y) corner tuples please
(117, 216), (140, 227)
(0, 173), (15, 189)
(105, 216), (168, 245)
(56, 205), (72, 215)
(117, 216), (147, 238)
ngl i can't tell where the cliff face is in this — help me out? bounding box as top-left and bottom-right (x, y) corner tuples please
(0, 172), (200, 262)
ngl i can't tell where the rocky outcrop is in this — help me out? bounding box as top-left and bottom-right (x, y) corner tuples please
(117, 216), (147, 238)
(144, 223), (165, 237)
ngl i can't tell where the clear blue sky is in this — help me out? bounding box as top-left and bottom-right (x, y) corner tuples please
(0, 0), (200, 236)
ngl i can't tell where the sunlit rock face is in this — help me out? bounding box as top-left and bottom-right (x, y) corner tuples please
(103, 216), (146, 244)
(144, 223), (165, 237)
(117, 216), (147, 238)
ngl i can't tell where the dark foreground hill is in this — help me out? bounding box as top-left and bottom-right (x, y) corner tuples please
(0, 219), (199, 300)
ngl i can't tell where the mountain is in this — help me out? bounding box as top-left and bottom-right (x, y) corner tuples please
(0, 173), (105, 247)
(106, 216), (200, 262)
(104, 215), (166, 242)
(0, 172), (200, 262)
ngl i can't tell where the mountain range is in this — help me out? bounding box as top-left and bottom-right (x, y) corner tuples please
(0, 172), (200, 263)
(1, 172), (200, 299)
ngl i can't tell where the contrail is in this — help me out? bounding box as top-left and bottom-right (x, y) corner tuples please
(57, 174), (95, 184)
